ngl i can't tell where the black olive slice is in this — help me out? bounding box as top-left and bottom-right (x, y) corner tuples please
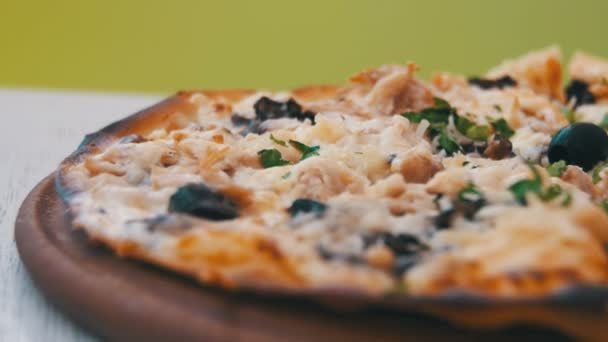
(168, 183), (238, 220)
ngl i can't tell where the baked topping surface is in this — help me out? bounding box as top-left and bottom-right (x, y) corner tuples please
(59, 47), (608, 297)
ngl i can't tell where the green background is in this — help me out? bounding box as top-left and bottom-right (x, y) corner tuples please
(2, 0), (607, 94)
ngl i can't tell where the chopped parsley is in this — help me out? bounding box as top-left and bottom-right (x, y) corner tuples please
(509, 174), (542, 205)
(257, 149), (290, 168)
(491, 118), (515, 139)
(601, 200), (608, 214)
(493, 104), (503, 112)
(599, 113), (608, 130)
(466, 124), (491, 141)
(438, 131), (461, 155)
(591, 161), (608, 183)
(561, 106), (577, 123)
(403, 98), (458, 153)
(389, 282), (408, 294)
(258, 137), (320, 167)
(547, 160), (567, 177)
(509, 164), (571, 206)
(456, 116), (490, 141)
(281, 171), (291, 179)
(288, 139), (320, 161)
(561, 192), (572, 206)
(270, 134), (287, 146)
(403, 97), (501, 155)
(539, 184), (562, 201)
(402, 97), (454, 130)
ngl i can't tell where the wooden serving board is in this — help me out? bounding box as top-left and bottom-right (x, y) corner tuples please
(15, 174), (573, 341)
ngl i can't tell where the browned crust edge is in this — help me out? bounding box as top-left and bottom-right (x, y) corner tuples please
(54, 87), (608, 309)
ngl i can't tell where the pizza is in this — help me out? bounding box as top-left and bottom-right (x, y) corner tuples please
(57, 47), (608, 299)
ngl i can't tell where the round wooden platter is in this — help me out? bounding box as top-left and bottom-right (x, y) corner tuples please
(15, 174), (575, 341)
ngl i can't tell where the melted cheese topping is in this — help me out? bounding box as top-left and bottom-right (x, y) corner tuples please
(63, 48), (608, 297)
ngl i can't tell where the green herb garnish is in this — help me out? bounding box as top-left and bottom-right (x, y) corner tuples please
(547, 160), (567, 177)
(288, 140), (320, 160)
(257, 149), (290, 168)
(455, 116), (490, 141)
(403, 97), (495, 152)
(270, 134), (287, 146)
(391, 282), (408, 294)
(281, 171), (291, 179)
(438, 131), (461, 155)
(402, 97), (454, 130)
(509, 179), (541, 205)
(592, 161), (608, 183)
(561, 192), (572, 206)
(599, 113), (608, 130)
(539, 184), (562, 201)
(509, 164), (571, 206)
(491, 118), (515, 139)
(601, 201), (608, 214)
(493, 104), (503, 112)
(561, 106), (577, 123)
(465, 124), (490, 141)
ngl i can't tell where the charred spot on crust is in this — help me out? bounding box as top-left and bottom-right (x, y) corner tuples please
(468, 75), (517, 90)
(565, 80), (595, 107)
(288, 198), (327, 218)
(254, 96), (317, 124)
(483, 135), (513, 160)
(168, 183), (238, 220)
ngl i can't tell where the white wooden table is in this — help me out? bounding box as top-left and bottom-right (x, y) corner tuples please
(0, 89), (162, 341)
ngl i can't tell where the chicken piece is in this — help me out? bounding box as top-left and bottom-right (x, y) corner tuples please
(350, 64), (434, 115)
(292, 157), (367, 200)
(392, 146), (442, 184)
(561, 165), (599, 198)
(569, 52), (608, 102)
(487, 46), (563, 100)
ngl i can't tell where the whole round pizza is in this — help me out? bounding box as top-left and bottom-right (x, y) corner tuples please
(57, 47), (608, 299)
